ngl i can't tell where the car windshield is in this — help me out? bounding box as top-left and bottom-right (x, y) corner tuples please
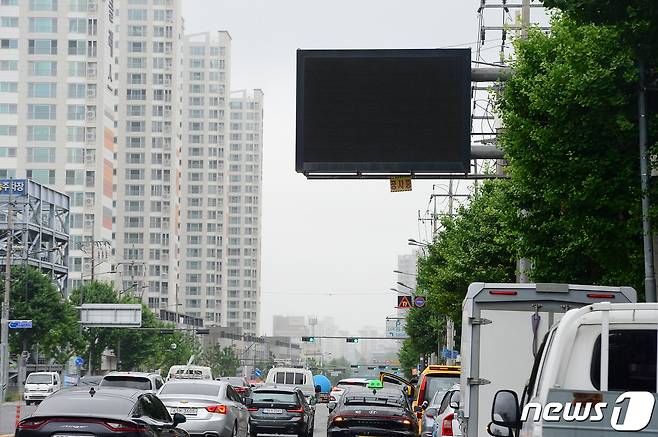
(252, 391), (297, 403)
(159, 383), (221, 397)
(26, 374), (53, 384)
(424, 376), (459, 403)
(101, 376), (152, 391)
(344, 395), (404, 407)
(38, 394), (136, 416)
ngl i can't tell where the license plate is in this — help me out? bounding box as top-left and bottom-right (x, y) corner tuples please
(169, 407), (197, 415)
(262, 408), (283, 414)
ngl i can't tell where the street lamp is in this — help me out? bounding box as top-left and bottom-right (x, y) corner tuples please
(396, 281), (414, 291)
(394, 270), (417, 277)
(408, 238), (429, 248)
(389, 288), (412, 296)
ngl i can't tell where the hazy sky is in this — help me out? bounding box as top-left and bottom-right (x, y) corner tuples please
(182, 1), (485, 334)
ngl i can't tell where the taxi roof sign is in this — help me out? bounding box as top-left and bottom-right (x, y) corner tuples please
(367, 380), (384, 390)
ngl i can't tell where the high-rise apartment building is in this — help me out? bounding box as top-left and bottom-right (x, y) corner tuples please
(180, 31), (231, 325)
(0, 0), (117, 291)
(114, 0), (183, 309)
(227, 89), (263, 334)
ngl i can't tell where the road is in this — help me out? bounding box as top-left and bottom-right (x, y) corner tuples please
(0, 403), (328, 437)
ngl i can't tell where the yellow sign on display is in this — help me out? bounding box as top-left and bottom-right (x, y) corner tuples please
(390, 176), (412, 192)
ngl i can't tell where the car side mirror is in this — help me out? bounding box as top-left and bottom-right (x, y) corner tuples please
(315, 385), (321, 393)
(171, 413), (186, 427)
(244, 397), (253, 406)
(490, 390), (520, 432)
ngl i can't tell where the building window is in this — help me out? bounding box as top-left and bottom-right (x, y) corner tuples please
(127, 9), (147, 20)
(27, 104), (56, 120)
(29, 0), (57, 11)
(0, 39), (17, 49)
(28, 39), (57, 55)
(26, 169), (55, 185)
(29, 61), (57, 76)
(29, 18), (57, 33)
(27, 126), (56, 141)
(28, 82), (57, 98)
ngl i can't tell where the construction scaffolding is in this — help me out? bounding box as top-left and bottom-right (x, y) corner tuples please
(0, 179), (70, 294)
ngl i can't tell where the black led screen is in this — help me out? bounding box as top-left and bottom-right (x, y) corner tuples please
(296, 49), (471, 174)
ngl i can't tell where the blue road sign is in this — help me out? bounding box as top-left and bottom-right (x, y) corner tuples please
(8, 320), (32, 329)
(75, 356), (85, 366)
(414, 296), (426, 308)
(0, 179), (27, 196)
(254, 368), (263, 378)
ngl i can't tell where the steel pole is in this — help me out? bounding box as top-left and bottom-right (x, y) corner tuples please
(639, 59), (656, 302)
(1, 188), (12, 402)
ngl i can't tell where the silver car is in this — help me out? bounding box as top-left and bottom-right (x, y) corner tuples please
(431, 384), (461, 437)
(158, 379), (250, 437)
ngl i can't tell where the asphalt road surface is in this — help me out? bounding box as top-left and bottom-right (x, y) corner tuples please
(0, 403), (329, 437)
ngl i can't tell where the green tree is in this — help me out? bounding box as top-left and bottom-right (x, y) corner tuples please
(151, 330), (200, 375)
(498, 18), (647, 294)
(417, 180), (518, 328)
(7, 266), (82, 363)
(200, 345), (241, 378)
(398, 339), (420, 380)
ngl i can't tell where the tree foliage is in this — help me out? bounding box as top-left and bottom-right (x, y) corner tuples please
(499, 18), (646, 293)
(8, 266), (82, 363)
(200, 345), (241, 378)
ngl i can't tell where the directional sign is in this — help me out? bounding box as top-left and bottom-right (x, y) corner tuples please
(75, 356), (85, 367)
(414, 296), (426, 308)
(254, 368), (263, 378)
(397, 295), (412, 309)
(386, 318), (407, 338)
(8, 320), (32, 329)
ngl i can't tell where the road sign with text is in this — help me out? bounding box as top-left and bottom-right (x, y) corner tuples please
(386, 318), (408, 338)
(8, 320), (32, 329)
(390, 176), (412, 192)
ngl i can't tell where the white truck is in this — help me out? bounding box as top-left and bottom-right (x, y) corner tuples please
(488, 302), (658, 436)
(459, 282), (637, 437)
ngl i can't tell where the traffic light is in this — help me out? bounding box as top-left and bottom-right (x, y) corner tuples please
(346, 337), (359, 343)
(302, 336), (316, 342)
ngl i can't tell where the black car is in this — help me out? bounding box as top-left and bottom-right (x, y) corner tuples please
(16, 387), (188, 437)
(327, 387), (419, 437)
(246, 385), (315, 437)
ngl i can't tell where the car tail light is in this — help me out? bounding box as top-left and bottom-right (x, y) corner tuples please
(441, 413), (454, 436)
(17, 418), (48, 430)
(587, 293), (616, 299)
(329, 396), (336, 401)
(286, 408), (304, 413)
(205, 405), (227, 414)
(247, 408), (258, 412)
(234, 387), (246, 393)
(331, 416), (345, 426)
(489, 290), (518, 296)
(417, 377), (428, 408)
(105, 421), (147, 433)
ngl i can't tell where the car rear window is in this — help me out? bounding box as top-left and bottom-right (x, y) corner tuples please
(252, 391), (297, 404)
(37, 394), (136, 416)
(159, 383), (221, 397)
(220, 377), (245, 387)
(274, 372), (304, 385)
(424, 375), (459, 403)
(101, 376), (152, 391)
(344, 395), (405, 407)
(591, 330), (657, 391)
(337, 381), (368, 388)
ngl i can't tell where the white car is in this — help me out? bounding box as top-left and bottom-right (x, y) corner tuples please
(24, 372), (61, 405)
(432, 385), (461, 437)
(99, 371), (165, 393)
(327, 377), (370, 411)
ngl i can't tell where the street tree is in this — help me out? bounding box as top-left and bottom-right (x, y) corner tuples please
(7, 266), (82, 363)
(200, 345), (241, 378)
(498, 18), (647, 294)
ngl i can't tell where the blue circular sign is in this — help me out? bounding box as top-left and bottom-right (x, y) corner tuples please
(75, 356), (85, 366)
(414, 296), (426, 308)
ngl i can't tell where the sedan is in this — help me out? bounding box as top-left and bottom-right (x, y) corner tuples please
(158, 379), (250, 437)
(15, 387), (187, 437)
(432, 386), (461, 437)
(327, 386), (419, 437)
(217, 377), (252, 399)
(247, 386), (315, 437)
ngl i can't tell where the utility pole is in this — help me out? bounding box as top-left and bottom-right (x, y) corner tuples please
(638, 58), (656, 302)
(516, 0), (532, 284)
(0, 189), (12, 402)
(446, 181), (456, 365)
(90, 242), (95, 281)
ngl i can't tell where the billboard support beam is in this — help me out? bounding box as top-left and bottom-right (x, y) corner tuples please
(471, 67), (512, 82)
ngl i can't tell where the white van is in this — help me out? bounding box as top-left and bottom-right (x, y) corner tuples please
(488, 302), (658, 436)
(24, 371), (61, 405)
(265, 367), (317, 401)
(166, 365), (213, 381)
